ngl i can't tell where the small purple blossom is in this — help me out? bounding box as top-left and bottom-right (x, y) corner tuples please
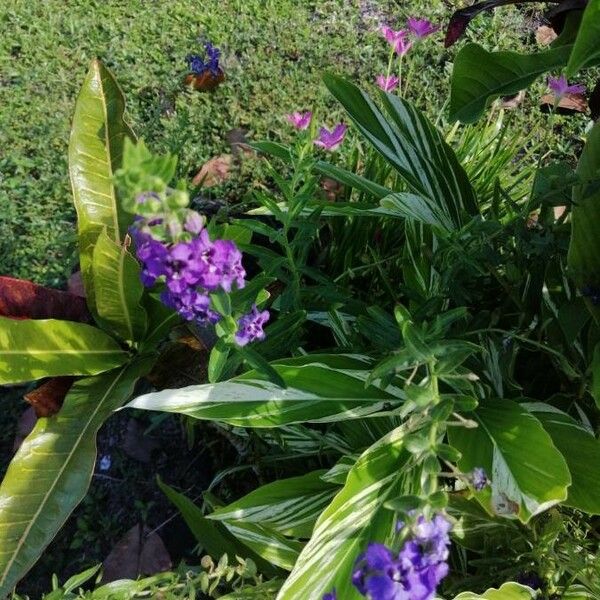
(314, 124), (347, 151)
(471, 467), (489, 491)
(286, 111), (312, 130)
(548, 75), (586, 100)
(322, 591), (337, 600)
(235, 305), (270, 346)
(352, 514), (451, 600)
(376, 75), (400, 92)
(407, 18), (440, 39)
(380, 26), (412, 56)
(187, 41), (221, 76)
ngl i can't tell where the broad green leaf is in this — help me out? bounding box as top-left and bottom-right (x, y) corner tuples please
(324, 74), (477, 226)
(0, 359), (153, 597)
(567, 120), (600, 322)
(92, 229), (147, 343)
(567, 0), (600, 76)
(314, 161), (391, 200)
(0, 317), (128, 385)
(277, 427), (410, 600)
(524, 403), (600, 514)
(127, 354), (402, 427)
(219, 579), (283, 600)
(449, 399), (571, 522)
(208, 471), (339, 538)
(157, 479), (279, 577)
(381, 193), (455, 231)
(449, 582), (537, 599)
(68, 59), (135, 310)
(450, 43), (571, 123)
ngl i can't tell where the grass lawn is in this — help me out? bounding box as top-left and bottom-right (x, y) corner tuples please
(0, 0), (558, 286)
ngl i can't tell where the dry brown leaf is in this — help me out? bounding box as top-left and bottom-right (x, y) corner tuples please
(102, 524), (171, 583)
(500, 90), (526, 110)
(24, 376), (74, 418)
(12, 407), (37, 453)
(192, 154), (233, 187)
(321, 177), (345, 202)
(540, 92), (588, 115)
(536, 25), (558, 46)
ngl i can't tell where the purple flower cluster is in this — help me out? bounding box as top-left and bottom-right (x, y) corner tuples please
(470, 467), (489, 491)
(548, 75), (586, 100)
(187, 41), (221, 76)
(133, 203), (271, 348)
(352, 514), (451, 600)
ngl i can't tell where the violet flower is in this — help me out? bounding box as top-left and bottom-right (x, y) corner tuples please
(380, 25), (412, 56)
(187, 41), (221, 76)
(235, 305), (270, 346)
(322, 591), (337, 600)
(314, 124), (347, 151)
(407, 17), (440, 39)
(471, 467), (489, 491)
(376, 75), (400, 92)
(548, 75), (586, 100)
(352, 514), (451, 600)
(286, 111), (312, 130)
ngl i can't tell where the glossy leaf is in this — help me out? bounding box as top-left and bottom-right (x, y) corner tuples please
(323, 74), (478, 226)
(314, 161), (391, 200)
(567, 120), (600, 322)
(92, 229), (147, 343)
(68, 59), (135, 309)
(524, 403), (600, 514)
(381, 193), (455, 231)
(0, 317), (128, 385)
(127, 354), (401, 427)
(449, 399), (570, 522)
(450, 43), (571, 123)
(450, 582), (537, 599)
(157, 479), (279, 577)
(567, 0), (600, 76)
(277, 427), (409, 599)
(0, 359), (153, 597)
(208, 471), (339, 538)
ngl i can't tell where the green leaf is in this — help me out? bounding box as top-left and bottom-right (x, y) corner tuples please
(567, 0), (600, 76)
(449, 582), (537, 599)
(277, 427), (409, 599)
(92, 229), (147, 343)
(323, 74), (477, 226)
(591, 343), (600, 409)
(567, 120), (600, 322)
(208, 471), (338, 538)
(219, 579), (283, 600)
(314, 161), (391, 200)
(524, 403), (600, 514)
(449, 399), (571, 522)
(0, 316), (128, 385)
(0, 359), (153, 596)
(449, 43), (571, 123)
(381, 193), (455, 231)
(68, 59), (135, 310)
(127, 354), (400, 427)
(157, 478), (279, 577)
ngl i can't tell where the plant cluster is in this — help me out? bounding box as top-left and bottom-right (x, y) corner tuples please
(1, 1), (600, 600)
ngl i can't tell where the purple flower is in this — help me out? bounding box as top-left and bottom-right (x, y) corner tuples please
(286, 111), (312, 130)
(548, 75), (586, 100)
(352, 514), (451, 600)
(322, 591), (337, 600)
(235, 305), (270, 346)
(314, 124), (347, 151)
(376, 75), (400, 92)
(407, 18), (440, 39)
(471, 467), (489, 491)
(161, 288), (220, 325)
(380, 26), (412, 56)
(187, 41), (221, 76)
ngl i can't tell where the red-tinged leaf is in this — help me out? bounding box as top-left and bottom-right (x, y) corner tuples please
(0, 276), (91, 322)
(24, 377), (74, 418)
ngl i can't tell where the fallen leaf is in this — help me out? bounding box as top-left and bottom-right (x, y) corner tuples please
(121, 418), (160, 464)
(540, 92), (588, 115)
(12, 407), (37, 453)
(536, 25), (558, 46)
(184, 69), (225, 92)
(0, 276), (91, 321)
(102, 524), (171, 583)
(24, 377), (74, 417)
(500, 90), (526, 109)
(192, 154), (233, 187)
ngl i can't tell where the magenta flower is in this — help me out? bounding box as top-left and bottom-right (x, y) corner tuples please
(380, 25), (412, 56)
(314, 123), (347, 151)
(548, 75), (586, 100)
(286, 111), (312, 130)
(407, 17), (440, 39)
(376, 75), (400, 92)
